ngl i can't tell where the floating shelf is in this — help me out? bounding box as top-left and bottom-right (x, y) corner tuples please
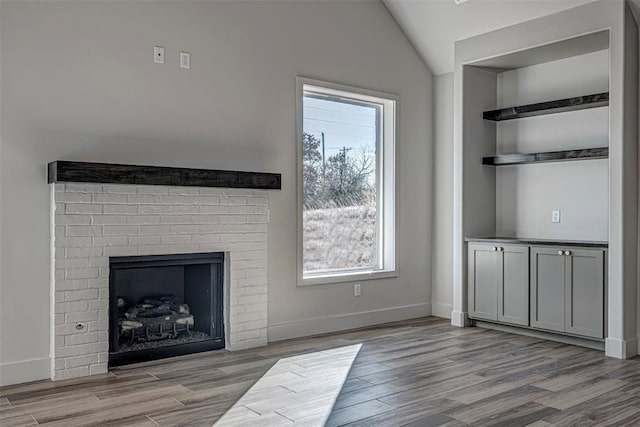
(48, 161), (282, 190)
(483, 92), (609, 121)
(482, 147), (608, 166)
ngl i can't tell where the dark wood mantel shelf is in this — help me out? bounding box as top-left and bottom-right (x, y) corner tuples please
(48, 161), (282, 190)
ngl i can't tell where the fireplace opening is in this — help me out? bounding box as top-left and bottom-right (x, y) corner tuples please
(109, 252), (224, 366)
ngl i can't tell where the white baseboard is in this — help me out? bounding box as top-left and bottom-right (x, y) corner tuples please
(605, 337), (639, 359)
(267, 303), (431, 342)
(0, 357), (50, 386)
(450, 310), (469, 327)
(431, 302), (452, 319)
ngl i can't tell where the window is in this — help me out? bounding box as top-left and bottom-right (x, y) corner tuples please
(297, 78), (396, 285)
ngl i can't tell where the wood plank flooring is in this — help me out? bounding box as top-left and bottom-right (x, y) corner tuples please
(2, 317), (640, 426)
(214, 344), (362, 425)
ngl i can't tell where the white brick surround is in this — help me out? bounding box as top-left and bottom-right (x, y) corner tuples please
(50, 183), (270, 381)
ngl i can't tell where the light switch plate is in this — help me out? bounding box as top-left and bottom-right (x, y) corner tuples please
(552, 210), (561, 223)
(180, 51), (191, 69)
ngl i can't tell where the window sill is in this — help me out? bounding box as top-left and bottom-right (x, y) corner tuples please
(298, 269), (398, 287)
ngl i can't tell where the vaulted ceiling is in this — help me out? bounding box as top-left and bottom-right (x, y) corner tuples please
(383, 0), (599, 75)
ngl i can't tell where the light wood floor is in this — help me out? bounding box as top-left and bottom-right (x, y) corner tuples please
(2, 317), (640, 426)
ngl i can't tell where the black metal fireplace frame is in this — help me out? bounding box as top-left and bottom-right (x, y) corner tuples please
(108, 252), (225, 367)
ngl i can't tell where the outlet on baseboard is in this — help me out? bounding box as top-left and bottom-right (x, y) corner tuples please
(354, 283), (361, 297)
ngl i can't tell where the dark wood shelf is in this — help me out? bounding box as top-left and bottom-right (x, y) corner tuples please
(482, 147), (608, 166)
(483, 92), (609, 121)
(48, 161), (281, 190)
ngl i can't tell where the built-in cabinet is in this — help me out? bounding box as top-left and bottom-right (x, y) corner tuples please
(530, 247), (605, 339)
(454, 2), (640, 357)
(529, 247), (565, 333)
(468, 243), (528, 326)
(468, 241), (606, 341)
(465, 49), (609, 344)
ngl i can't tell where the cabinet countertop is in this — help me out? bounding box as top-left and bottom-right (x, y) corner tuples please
(465, 236), (608, 248)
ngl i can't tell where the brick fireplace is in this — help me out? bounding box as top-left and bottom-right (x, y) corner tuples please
(50, 179), (273, 381)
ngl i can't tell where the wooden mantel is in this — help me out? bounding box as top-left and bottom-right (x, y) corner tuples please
(48, 161), (281, 190)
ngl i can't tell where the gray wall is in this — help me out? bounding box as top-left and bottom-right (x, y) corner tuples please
(432, 73), (454, 317)
(0, 0), (433, 384)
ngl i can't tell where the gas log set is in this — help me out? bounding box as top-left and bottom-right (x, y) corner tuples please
(117, 295), (195, 344)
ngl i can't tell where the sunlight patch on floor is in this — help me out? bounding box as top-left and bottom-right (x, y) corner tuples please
(213, 344), (363, 426)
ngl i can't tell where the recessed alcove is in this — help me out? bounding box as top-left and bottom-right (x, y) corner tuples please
(461, 29), (611, 242)
(451, 3), (639, 358)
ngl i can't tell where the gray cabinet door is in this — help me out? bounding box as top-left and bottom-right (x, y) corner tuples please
(468, 243), (498, 321)
(498, 245), (529, 326)
(530, 247), (566, 333)
(565, 249), (605, 339)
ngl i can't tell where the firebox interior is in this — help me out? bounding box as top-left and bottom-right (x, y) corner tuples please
(108, 252), (224, 366)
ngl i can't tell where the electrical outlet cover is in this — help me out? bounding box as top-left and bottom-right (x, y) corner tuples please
(154, 46), (165, 64)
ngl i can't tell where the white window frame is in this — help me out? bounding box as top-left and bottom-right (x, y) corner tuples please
(296, 77), (398, 286)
